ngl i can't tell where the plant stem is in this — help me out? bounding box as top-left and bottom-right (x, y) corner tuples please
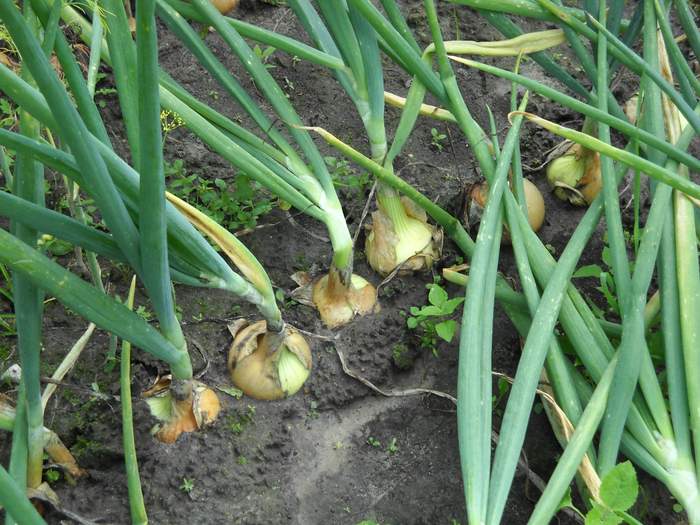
(121, 277), (148, 525)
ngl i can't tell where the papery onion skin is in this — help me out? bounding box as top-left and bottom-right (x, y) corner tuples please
(210, 0), (239, 14)
(365, 196), (440, 277)
(470, 179), (545, 235)
(311, 269), (378, 329)
(546, 143), (601, 206)
(228, 320), (312, 400)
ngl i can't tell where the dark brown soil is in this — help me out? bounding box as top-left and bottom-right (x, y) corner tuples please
(0, 1), (685, 524)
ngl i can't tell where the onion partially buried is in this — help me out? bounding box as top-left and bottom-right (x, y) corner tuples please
(228, 320), (312, 400)
(467, 178), (545, 237)
(365, 197), (442, 276)
(144, 377), (220, 444)
(545, 141), (601, 206)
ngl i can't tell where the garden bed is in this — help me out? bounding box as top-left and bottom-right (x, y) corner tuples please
(0, 1), (686, 523)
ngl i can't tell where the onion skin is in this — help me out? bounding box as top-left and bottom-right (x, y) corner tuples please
(311, 268), (378, 329)
(144, 378), (221, 444)
(365, 197), (441, 276)
(228, 320), (312, 400)
(469, 178), (545, 237)
(210, 0), (239, 14)
(546, 143), (601, 206)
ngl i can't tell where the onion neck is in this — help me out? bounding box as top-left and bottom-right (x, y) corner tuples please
(377, 183), (411, 237)
(324, 203), (354, 286)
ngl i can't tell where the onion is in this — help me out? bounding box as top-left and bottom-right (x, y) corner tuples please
(365, 196), (441, 276)
(311, 267), (378, 329)
(469, 178), (545, 235)
(144, 377), (221, 444)
(228, 320), (312, 400)
(546, 142), (601, 206)
(210, 0), (239, 14)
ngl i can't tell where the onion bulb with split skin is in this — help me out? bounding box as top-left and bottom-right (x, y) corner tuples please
(365, 195), (442, 277)
(545, 140), (602, 207)
(467, 178), (545, 237)
(144, 377), (221, 444)
(228, 320), (312, 400)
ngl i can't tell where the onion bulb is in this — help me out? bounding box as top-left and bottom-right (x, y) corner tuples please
(311, 267), (378, 329)
(210, 0), (239, 14)
(546, 142), (601, 206)
(144, 377), (220, 444)
(365, 196), (441, 276)
(468, 178), (545, 236)
(228, 320), (311, 400)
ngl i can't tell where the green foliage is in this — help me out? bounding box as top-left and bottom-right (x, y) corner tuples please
(391, 343), (413, 370)
(430, 127), (447, 152)
(582, 462), (640, 525)
(44, 469), (60, 484)
(325, 156), (371, 197)
(166, 159), (274, 232)
(407, 282), (464, 355)
(180, 478), (195, 493)
(253, 44), (277, 68)
(386, 437), (398, 455)
(226, 404), (256, 435)
(367, 436), (381, 448)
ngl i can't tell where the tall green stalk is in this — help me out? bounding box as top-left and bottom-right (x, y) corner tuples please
(121, 277), (148, 525)
(11, 1), (45, 493)
(136, 0), (187, 360)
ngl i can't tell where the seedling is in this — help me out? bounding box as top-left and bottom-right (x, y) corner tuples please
(430, 127), (447, 152)
(253, 44), (276, 68)
(367, 436), (381, 448)
(386, 438), (398, 455)
(407, 282), (464, 356)
(179, 478), (195, 493)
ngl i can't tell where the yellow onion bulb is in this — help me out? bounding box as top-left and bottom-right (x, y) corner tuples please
(546, 143), (601, 206)
(311, 269), (378, 329)
(228, 320), (312, 400)
(144, 378), (221, 444)
(365, 196), (440, 276)
(469, 178), (545, 236)
(210, 0), (239, 13)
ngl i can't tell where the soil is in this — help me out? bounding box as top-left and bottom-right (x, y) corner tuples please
(0, 1), (688, 524)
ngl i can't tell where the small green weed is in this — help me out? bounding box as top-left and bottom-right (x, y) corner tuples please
(325, 156), (371, 197)
(430, 127), (447, 151)
(406, 282), (464, 356)
(180, 478), (195, 493)
(166, 159), (274, 232)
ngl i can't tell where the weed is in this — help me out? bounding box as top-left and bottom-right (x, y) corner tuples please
(367, 436), (381, 448)
(325, 156), (372, 197)
(180, 478), (195, 493)
(253, 44), (276, 68)
(236, 455), (248, 466)
(44, 469), (61, 484)
(407, 282), (464, 356)
(430, 127), (447, 151)
(386, 438), (398, 455)
(226, 404), (256, 435)
(391, 343), (413, 370)
(165, 159), (274, 232)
